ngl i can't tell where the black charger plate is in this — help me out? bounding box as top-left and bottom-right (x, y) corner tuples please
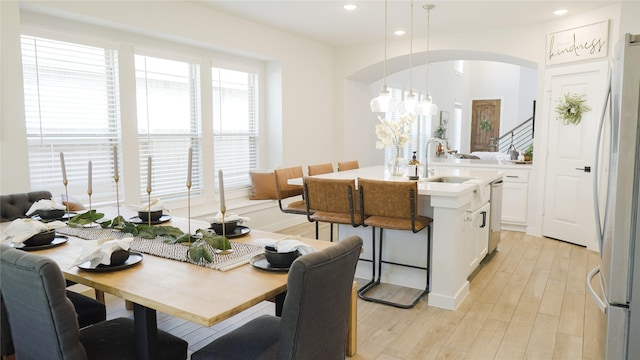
(249, 254), (290, 272)
(77, 252), (144, 272)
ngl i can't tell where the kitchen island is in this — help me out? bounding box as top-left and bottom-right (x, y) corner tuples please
(296, 165), (503, 310)
(429, 157), (532, 232)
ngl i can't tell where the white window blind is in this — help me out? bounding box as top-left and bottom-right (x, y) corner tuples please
(382, 88), (437, 163)
(383, 87), (416, 163)
(135, 55), (202, 199)
(416, 93), (434, 161)
(212, 68), (259, 191)
(21, 35), (121, 206)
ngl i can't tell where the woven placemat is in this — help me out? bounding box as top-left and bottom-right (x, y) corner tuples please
(58, 226), (263, 271)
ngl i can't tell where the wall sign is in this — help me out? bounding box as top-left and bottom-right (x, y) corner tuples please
(546, 20), (609, 65)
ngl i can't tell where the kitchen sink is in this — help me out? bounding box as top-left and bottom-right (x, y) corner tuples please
(425, 176), (474, 183)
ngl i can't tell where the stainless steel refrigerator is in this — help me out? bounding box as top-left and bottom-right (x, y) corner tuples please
(587, 33), (640, 359)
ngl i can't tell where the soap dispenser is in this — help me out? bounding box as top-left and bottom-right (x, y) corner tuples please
(408, 151), (420, 180)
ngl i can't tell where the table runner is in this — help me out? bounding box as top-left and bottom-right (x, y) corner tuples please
(57, 226), (264, 271)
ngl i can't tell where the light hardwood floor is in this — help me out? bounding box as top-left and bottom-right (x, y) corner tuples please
(97, 223), (603, 359)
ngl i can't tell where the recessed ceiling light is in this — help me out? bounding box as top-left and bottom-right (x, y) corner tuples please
(343, 4), (358, 11)
(554, 9), (568, 15)
(394, 29), (406, 36)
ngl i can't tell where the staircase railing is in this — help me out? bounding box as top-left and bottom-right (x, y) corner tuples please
(489, 101), (536, 154)
(490, 117), (534, 153)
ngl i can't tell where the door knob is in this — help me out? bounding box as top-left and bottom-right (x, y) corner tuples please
(575, 166), (591, 173)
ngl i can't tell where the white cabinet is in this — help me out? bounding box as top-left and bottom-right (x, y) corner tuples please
(431, 161), (531, 232)
(468, 202), (490, 275)
(501, 169), (529, 230)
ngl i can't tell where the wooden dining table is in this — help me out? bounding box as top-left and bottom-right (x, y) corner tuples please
(1, 210), (357, 359)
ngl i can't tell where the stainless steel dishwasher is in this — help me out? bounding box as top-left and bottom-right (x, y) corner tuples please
(489, 179), (503, 253)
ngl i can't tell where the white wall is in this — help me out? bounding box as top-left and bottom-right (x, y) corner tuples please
(1, 0), (334, 178)
(335, 2), (639, 238)
(0, 1), (31, 194)
(469, 61), (532, 136)
(519, 67), (538, 122)
(2, 1), (639, 234)
(367, 59), (536, 156)
(0, 0), (334, 226)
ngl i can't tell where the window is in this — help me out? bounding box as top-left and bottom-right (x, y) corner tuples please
(451, 103), (463, 152)
(21, 29), (262, 209)
(455, 60), (464, 76)
(382, 87), (435, 163)
(135, 55), (202, 198)
(212, 68), (259, 191)
(22, 35), (121, 205)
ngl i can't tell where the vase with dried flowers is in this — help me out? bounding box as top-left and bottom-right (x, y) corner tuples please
(375, 114), (416, 176)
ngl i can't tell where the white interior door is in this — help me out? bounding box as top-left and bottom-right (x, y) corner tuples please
(542, 61), (608, 249)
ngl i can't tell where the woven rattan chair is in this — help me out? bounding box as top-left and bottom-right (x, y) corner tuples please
(356, 177), (432, 308)
(303, 177), (361, 241)
(337, 160), (359, 172)
(307, 163), (334, 176)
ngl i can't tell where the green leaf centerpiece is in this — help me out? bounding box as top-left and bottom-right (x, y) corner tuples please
(184, 229), (232, 263)
(67, 210), (104, 227)
(67, 210), (230, 264)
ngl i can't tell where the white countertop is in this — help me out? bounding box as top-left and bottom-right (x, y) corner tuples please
(292, 165), (503, 197)
(429, 158), (533, 169)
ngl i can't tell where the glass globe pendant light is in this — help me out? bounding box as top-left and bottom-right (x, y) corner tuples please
(415, 4), (438, 116)
(370, 0), (396, 113)
(399, 0), (417, 115)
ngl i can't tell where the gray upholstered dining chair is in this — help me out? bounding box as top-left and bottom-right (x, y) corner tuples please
(1, 290), (106, 359)
(0, 190), (53, 222)
(0, 244), (188, 360)
(1, 191), (106, 303)
(191, 235), (363, 360)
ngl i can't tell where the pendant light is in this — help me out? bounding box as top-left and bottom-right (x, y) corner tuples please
(399, 0), (417, 114)
(370, 0), (396, 113)
(415, 4), (438, 116)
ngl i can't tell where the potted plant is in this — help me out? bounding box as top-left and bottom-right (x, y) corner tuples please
(523, 144), (533, 161)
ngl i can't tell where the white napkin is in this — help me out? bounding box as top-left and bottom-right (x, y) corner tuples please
(128, 198), (170, 212)
(254, 237), (316, 256)
(25, 198), (66, 216)
(207, 211), (250, 225)
(1, 219), (66, 244)
(72, 237), (133, 268)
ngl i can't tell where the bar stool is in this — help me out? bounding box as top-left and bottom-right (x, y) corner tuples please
(308, 163), (334, 176)
(274, 166), (308, 216)
(337, 160), (359, 172)
(357, 177), (432, 309)
(274, 166), (318, 234)
(303, 177), (361, 241)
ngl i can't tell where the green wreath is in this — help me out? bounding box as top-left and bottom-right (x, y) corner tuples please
(555, 93), (591, 125)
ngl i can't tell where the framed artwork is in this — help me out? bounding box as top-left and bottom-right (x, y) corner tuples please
(440, 110), (450, 126)
(434, 110), (450, 139)
(546, 20), (609, 65)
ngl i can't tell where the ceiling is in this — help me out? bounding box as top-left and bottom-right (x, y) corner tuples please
(194, 0), (618, 47)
